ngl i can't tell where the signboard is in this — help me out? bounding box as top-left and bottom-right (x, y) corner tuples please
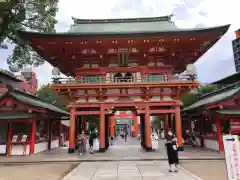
(223, 135), (240, 180)
(230, 120), (240, 134)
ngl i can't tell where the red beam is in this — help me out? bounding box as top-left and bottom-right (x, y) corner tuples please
(69, 100), (178, 108)
(74, 111), (108, 115)
(74, 109), (175, 115)
(141, 109), (175, 114)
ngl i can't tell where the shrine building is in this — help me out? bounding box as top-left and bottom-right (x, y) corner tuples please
(0, 69), (69, 156)
(17, 15), (230, 153)
(182, 29), (240, 152)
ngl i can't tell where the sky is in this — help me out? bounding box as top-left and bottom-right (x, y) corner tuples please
(0, 0), (240, 87)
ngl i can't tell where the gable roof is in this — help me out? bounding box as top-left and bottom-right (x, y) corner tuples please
(0, 111), (39, 120)
(210, 72), (240, 85)
(182, 83), (240, 112)
(0, 88), (69, 115)
(69, 15), (179, 34)
(0, 69), (22, 82)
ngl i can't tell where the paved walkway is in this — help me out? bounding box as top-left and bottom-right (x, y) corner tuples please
(0, 137), (224, 164)
(62, 161), (197, 180)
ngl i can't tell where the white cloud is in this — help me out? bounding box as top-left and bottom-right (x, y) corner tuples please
(1, 0), (240, 86)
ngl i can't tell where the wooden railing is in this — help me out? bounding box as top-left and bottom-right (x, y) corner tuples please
(50, 75), (196, 85)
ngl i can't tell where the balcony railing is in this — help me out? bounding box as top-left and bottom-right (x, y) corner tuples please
(50, 75), (196, 85)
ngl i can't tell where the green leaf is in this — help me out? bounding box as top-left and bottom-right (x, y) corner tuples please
(1, 0), (59, 71)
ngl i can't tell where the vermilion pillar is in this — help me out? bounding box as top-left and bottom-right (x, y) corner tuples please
(144, 105), (152, 151)
(216, 118), (224, 152)
(110, 116), (115, 137)
(164, 114), (169, 137)
(175, 105), (183, 151)
(133, 114), (138, 137)
(30, 120), (36, 154)
(68, 108), (76, 153)
(99, 104), (105, 152)
(7, 122), (12, 156)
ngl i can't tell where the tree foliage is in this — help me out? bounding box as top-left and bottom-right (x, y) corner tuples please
(36, 85), (67, 110)
(36, 86), (100, 132)
(151, 116), (162, 130)
(83, 115), (100, 132)
(181, 84), (218, 107)
(1, 0), (58, 72)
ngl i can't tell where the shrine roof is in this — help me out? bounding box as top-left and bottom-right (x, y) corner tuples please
(0, 69), (22, 82)
(211, 71), (240, 85)
(0, 111), (38, 120)
(0, 88), (69, 115)
(18, 23), (230, 37)
(216, 109), (240, 115)
(182, 83), (240, 112)
(69, 15), (179, 34)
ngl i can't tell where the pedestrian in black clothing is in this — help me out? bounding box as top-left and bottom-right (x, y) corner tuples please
(165, 130), (179, 172)
(89, 131), (96, 154)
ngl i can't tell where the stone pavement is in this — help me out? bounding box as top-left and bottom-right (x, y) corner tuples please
(0, 137), (224, 164)
(0, 163), (78, 180)
(62, 161), (198, 180)
(181, 160), (227, 180)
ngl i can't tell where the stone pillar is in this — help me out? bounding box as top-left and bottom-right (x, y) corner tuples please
(99, 104), (105, 152)
(68, 108), (76, 153)
(144, 105), (152, 151)
(216, 118), (224, 152)
(175, 105), (183, 151)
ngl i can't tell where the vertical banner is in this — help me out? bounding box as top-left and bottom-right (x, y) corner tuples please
(223, 135), (240, 180)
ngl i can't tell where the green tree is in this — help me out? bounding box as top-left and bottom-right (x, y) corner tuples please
(36, 85), (67, 110)
(83, 115), (100, 133)
(151, 116), (162, 130)
(181, 84), (218, 107)
(1, 0), (58, 72)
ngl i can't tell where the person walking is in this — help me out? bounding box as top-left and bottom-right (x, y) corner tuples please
(78, 135), (83, 155)
(89, 131), (95, 154)
(124, 130), (128, 144)
(78, 131), (86, 155)
(110, 136), (114, 146)
(165, 130), (179, 172)
(191, 128), (197, 147)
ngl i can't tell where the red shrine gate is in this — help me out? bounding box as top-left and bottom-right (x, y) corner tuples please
(17, 15), (229, 152)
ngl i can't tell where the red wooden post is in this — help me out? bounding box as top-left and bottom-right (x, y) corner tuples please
(110, 116), (115, 137)
(133, 114), (138, 137)
(7, 122), (12, 156)
(99, 104), (105, 152)
(69, 108), (76, 153)
(216, 118), (224, 152)
(164, 114), (169, 137)
(144, 105), (152, 151)
(175, 106), (183, 150)
(30, 120), (36, 154)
